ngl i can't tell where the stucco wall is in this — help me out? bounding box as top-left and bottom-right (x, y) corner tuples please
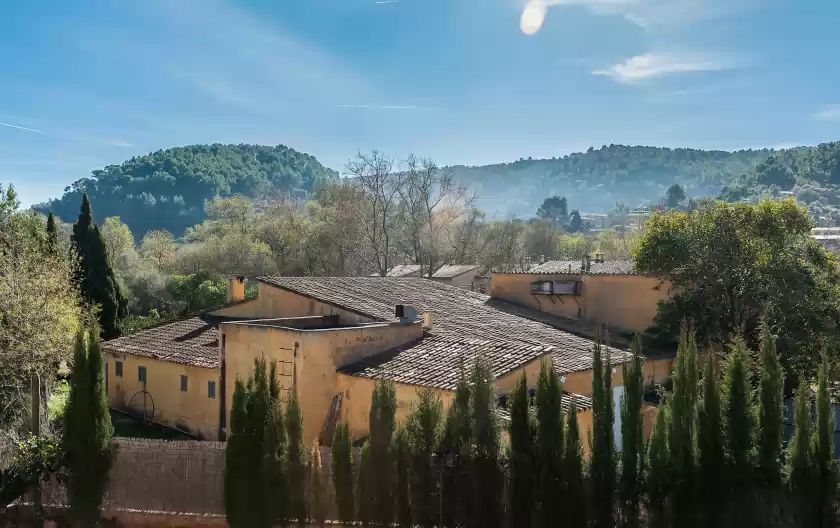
(494, 355), (550, 396)
(104, 351), (220, 439)
(642, 357), (674, 386)
(562, 365), (626, 396)
(431, 270), (480, 289)
(489, 273), (672, 333)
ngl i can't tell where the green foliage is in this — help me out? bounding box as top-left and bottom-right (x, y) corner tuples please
(440, 364), (472, 527)
(635, 199), (840, 377)
(508, 373), (535, 528)
(535, 359), (563, 528)
(286, 387), (306, 524)
(812, 351), (836, 525)
(567, 210), (583, 233)
(786, 377), (813, 521)
(619, 337), (644, 528)
(406, 387), (443, 528)
(45, 211), (58, 255)
(0, 435), (63, 507)
(308, 442), (328, 527)
(756, 323), (784, 485)
(645, 404), (671, 528)
(563, 401), (587, 528)
(367, 379), (397, 525)
(667, 327), (698, 525)
(64, 327), (114, 527)
(470, 356), (503, 528)
(331, 423), (355, 522)
(72, 193), (128, 338)
(589, 339), (616, 528)
(697, 352), (724, 526)
(41, 144), (339, 238)
(722, 340), (755, 494)
(665, 184), (686, 209)
(536, 195), (568, 226)
(225, 377), (249, 526)
(394, 427), (413, 527)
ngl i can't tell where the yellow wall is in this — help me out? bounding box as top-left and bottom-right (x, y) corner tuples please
(489, 273), (672, 333)
(494, 356), (549, 395)
(562, 364), (626, 396)
(104, 350), (220, 439)
(642, 357), (674, 386)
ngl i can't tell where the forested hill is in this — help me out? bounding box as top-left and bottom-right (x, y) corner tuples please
(37, 144), (338, 238)
(450, 144), (774, 217)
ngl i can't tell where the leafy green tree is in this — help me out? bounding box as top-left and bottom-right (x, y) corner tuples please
(286, 388), (307, 525)
(508, 372), (535, 528)
(753, 155), (796, 188)
(722, 339), (755, 522)
(665, 183), (686, 208)
(139, 229), (178, 270)
(395, 426), (413, 527)
(100, 216), (137, 273)
(536, 195), (568, 227)
(331, 423), (355, 522)
(406, 387), (444, 527)
(567, 210), (583, 233)
(618, 337), (644, 528)
(756, 323), (784, 485)
(786, 377), (814, 524)
(535, 359), (563, 528)
(645, 404), (671, 528)
(64, 327), (114, 527)
(470, 357), (503, 528)
(813, 351), (836, 525)
(563, 400), (587, 528)
(635, 199), (840, 378)
(697, 352), (724, 527)
(589, 339), (615, 528)
(72, 193), (128, 338)
(668, 327), (698, 526)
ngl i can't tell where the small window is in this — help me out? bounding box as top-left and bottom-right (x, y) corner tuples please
(115, 361), (123, 377)
(208, 381), (216, 399)
(138, 366), (147, 383)
(180, 375), (188, 392)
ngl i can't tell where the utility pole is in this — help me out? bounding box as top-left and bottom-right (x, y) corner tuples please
(31, 372), (42, 525)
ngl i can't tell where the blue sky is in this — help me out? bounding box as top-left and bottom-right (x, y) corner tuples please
(1, 0), (839, 206)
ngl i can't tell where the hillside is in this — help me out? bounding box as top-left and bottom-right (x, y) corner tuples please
(37, 144), (339, 238)
(450, 144), (774, 217)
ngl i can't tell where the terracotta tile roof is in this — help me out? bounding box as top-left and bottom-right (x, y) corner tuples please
(385, 265), (423, 277)
(103, 316), (230, 369)
(259, 277), (631, 390)
(431, 264), (479, 278)
(496, 391), (595, 421)
(378, 264), (480, 278)
(527, 258), (638, 275)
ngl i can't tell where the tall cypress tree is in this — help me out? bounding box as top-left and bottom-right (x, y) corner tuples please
(64, 327), (114, 528)
(563, 400), (587, 528)
(813, 350), (836, 526)
(406, 387), (443, 528)
(697, 351), (724, 527)
(225, 377), (250, 527)
(756, 323), (784, 486)
(395, 426), (413, 528)
(619, 337), (644, 528)
(646, 404), (671, 528)
(589, 338), (615, 528)
(508, 372), (535, 528)
(369, 379), (397, 525)
(331, 423), (355, 523)
(535, 358), (563, 528)
(46, 210), (58, 254)
(71, 193), (127, 338)
(470, 356), (503, 528)
(440, 362), (472, 527)
(263, 361), (287, 526)
(787, 377), (814, 525)
(722, 339), (755, 523)
(668, 326), (698, 526)
(308, 442), (328, 528)
(286, 388), (306, 525)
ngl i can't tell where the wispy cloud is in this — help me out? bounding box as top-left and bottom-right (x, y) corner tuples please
(0, 121), (47, 135)
(813, 105), (840, 122)
(593, 53), (737, 84)
(375, 0), (400, 4)
(340, 104), (420, 110)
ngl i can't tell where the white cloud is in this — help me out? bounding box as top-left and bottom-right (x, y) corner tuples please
(592, 53), (737, 84)
(813, 105), (840, 122)
(375, 0), (400, 4)
(0, 121), (47, 135)
(340, 104), (421, 110)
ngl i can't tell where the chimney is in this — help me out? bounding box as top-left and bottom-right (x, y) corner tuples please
(584, 254), (591, 272)
(227, 275), (246, 304)
(423, 311), (435, 331)
(595, 252), (604, 263)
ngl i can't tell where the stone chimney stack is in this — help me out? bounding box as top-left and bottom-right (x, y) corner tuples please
(423, 311), (435, 331)
(227, 275), (246, 304)
(584, 254), (592, 272)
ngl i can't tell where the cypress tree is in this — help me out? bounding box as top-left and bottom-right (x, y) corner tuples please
(286, 388), (307, 525)
(46, 210), (58, 254)
(470, 356), (503, 528)
(756, 323), (784, 487)
(722, 339), (754, 523)
(697, 352), (724, 527)
(71, 192), (127, 338)
(308, 442), (328, 528)
(535, 358), (563, 528)
(369, 379), (397, 525)
(395, 426), (413, 527)
(508, 372), (535, 528)
(331, 423), (355, 523)
(225, 377), (250, 527)
(357, 442), (374, 527)
(406, 387), (443, 528)
(589, 338), (615, 528)
(64, 327), (114, 528)
(786, 377), (813, 525)
(440, 362), (472, 527)
(563, 400), (587, 528)
(668, 326), (698, 526)
(618, 336), (644, 528)
(813, 350), (835, 526)
(645, 403), (671, 528)
(263, 361), (288, 526)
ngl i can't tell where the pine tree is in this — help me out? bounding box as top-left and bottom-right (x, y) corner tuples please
(722, 339), (754, 523)
(564, 400), (587, 528)
(786, 377), (814, 525)
(589, 338), (616, 528)
(331, 422), (355, 523)
(813, 350), (836, 526)
(46, 210), (58, 254)
(668, 326), (698, 526)
(395, 426), (413, 527)
(440, 362), (472, 527)
(406, 387), (443, 528)
(308, 442), (328, 528)
(619, 337), (644, 528)
(508, 372), (535, 528)
(697, 352), (724, 527)
(470, 356), (503, 528)
(535, 358), (563, 528)
(64, 327), (114, 527)
(286, 388), (307, 525)
(756, 323), (784, 487)
(369, 379), (397, 524)
(645, 403), (671, 528)
(71, 192), (127, 338)
(225, 377), (250, 527)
